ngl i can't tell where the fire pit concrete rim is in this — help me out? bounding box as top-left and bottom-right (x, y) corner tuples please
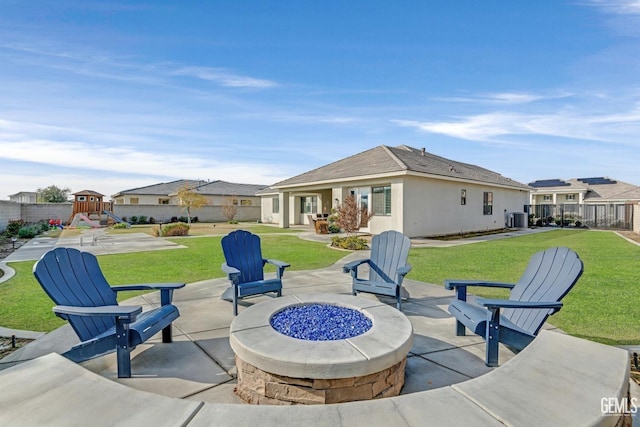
(229, 293), (413, 379)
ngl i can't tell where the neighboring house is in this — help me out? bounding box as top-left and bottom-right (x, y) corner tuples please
(8, 191), (37, 203)
(170, 180), (267, 207)
(529, 177), (640, 205)
(113, 179), (267, 206)
(528, 177), (640, 229)
(112, 180), (208, 205)
(259, 145), (531, 238)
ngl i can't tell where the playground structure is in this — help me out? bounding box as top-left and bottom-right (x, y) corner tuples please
(66, 190), (128, 228)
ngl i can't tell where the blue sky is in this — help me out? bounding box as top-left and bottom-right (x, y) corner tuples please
(1, 1), (639, 200)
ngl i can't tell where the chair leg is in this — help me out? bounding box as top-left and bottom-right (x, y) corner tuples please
(455, 320), (466, 336)
(115, 320), (132, 378)
(162, 324), (173, 343)
(233, 285), (239, 316)
(485, 309), (500, 367)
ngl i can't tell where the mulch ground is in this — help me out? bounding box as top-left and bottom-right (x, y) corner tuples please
(0, 337), (32, 359)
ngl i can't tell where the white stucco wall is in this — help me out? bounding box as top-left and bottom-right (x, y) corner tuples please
(401, 176), (529, 237)
(261, 176), (529, 237)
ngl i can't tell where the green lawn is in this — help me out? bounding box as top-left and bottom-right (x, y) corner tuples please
(0, 234), (345, 332)
(407, 229), (640, 346)
(1, 228), (638, 346)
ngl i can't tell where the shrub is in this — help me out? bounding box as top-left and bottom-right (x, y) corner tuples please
(575, 220), (582, 227)
(328, 223), (341, 233)
(18, 226), (38, 239)
(148, 217), (156, 224)
(113, 223), (129, 229)
(137, 215), (148, 224)
(331, 236), (369, 250)
(159, 222), (189, 237)
(227, 219), (239, 224)
(178, 216), (188, 223)
(130, 216), (138, 224)
(170, 216), (179, 223)
(4, 220), (24, 237)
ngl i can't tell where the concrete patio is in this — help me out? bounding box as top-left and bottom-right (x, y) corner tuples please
(0, 249), (523, 402)
(0, 228), (636, 425)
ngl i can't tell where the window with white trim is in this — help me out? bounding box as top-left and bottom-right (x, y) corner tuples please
(483, 192), (493, 215)
(372, 185), (391, 215)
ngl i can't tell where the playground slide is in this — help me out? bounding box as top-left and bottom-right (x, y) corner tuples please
(69, 213), (100, 228)
(103, 210), (128, 225)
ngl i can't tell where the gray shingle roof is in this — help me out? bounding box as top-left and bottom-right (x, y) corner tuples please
(271, 145), (529, 190)
(186, 180), (268, 197)
(112, 180), (208, 197)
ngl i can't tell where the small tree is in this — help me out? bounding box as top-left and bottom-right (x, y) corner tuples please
(37, 185), (71, 203)
(176, 185), (208, 225)
(222, 195), (239, 223)
(335, 194), (371, 237)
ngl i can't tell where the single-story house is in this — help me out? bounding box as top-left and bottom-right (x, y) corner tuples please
(112, 180), (267, 206)
(259, 145), (531, 238)
(173, 180), (267, 207)
(112, 180), (208, 205)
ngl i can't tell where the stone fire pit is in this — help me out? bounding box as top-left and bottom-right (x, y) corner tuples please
(229, 294), (413, 405)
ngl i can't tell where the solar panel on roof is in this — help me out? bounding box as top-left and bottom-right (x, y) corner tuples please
(577, 177), (617, 185)
(528, 179), (570, 188)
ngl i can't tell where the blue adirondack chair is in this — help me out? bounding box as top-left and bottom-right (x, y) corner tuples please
(33, 247), (185, 378)
(445, 246), (583, 367)
(221, 230), (290, 315)
(343, 230), (412, 310)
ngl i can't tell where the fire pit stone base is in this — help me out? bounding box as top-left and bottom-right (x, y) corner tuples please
(235, 356), (407, 405)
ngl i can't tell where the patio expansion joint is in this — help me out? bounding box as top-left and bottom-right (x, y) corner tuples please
(182, 377), (238, 400)
(191, 339), (237, 378)
(183, 401), (206, 426)
(450, 385), (508, 426)
(409, 352), (475, 381)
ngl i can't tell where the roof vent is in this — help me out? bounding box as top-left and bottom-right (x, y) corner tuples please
(421, 147), (425, 156)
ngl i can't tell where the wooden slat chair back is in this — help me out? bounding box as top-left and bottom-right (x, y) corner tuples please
(221, 230), (290, 315)
(35, 248), (118, 342)
(503, 247), (583, 335)
(343, 230), (412, 310)
(446, 246), (583, 366)
(33, 247), (184, 377)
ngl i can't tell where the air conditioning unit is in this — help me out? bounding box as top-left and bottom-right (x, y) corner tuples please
(513, 212), (527, 228)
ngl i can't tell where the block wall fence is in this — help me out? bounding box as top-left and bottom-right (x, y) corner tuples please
(0, 202), (261, 232)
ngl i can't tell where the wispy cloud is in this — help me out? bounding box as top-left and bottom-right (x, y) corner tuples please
(589, 0), (640, 15)
(172, 66), (278, 88)
(392, 106), (640, 145)
(434, 91), (573, 105)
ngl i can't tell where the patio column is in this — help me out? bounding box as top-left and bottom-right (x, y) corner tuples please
(279, 192), (290, 229)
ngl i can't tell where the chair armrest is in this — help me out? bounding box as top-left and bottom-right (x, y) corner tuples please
(222, 263), (241, 284)
(396, 264), (412, 277)
(265, 259), (290, 279)
(264, 259), (290, 269)
(444, 279), (515, 291)
(112, 283), (185, 292)
(342, 259), (370, 274)
(112, 283), (185, 306)
(53, 305), (142, 322)
(476, 297), (563, 312)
